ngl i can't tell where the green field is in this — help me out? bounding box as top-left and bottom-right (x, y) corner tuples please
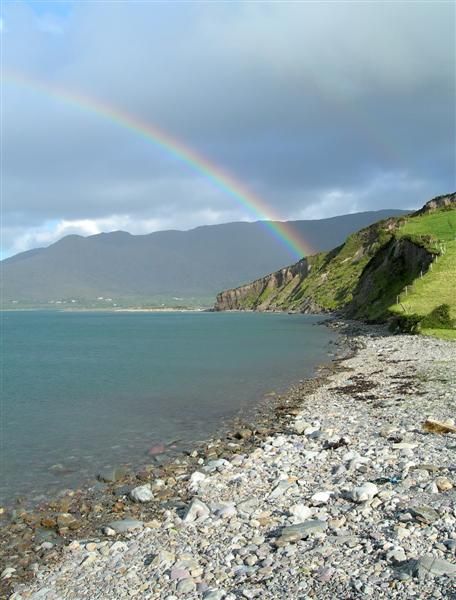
(390, 209), (456, 339)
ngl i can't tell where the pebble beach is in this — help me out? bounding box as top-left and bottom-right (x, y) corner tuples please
(4, 322), (456, 600)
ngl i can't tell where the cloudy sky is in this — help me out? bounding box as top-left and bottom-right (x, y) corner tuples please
(1, 0), (454, 258)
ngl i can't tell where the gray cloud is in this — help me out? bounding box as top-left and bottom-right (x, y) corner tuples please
(2, 1), (454, 257)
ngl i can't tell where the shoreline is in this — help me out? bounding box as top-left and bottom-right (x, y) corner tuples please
(0, 318), (347, 597)
(3, 321), (456, 599)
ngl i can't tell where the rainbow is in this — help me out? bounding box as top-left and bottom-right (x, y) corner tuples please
(5, 70), (315, 259)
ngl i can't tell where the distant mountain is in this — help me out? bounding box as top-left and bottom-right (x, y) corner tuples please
(1, 210), (408, 308)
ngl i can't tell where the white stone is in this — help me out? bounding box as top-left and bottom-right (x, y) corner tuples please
(203, 459), (232, 473)
(1, 567), (16, 580)
(189, 471), (207, 492)
(80, 553), (98, 567)
(293, 420), (309, 434)
(350, 482), (379, 503)
(289, 503), (313, 521)
(311, 491), (332, 506)
(183, 498), (210, 522)
(130, 483), (153, 503)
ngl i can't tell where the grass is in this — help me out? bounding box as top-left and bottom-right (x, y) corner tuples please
(389, 209), (456, 340)
(399, 209), (456, 242)
(229, 205), (455, 342)
(422, 328), (456, 341)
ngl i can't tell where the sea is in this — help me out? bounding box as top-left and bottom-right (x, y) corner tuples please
(1, 310), (336, 506)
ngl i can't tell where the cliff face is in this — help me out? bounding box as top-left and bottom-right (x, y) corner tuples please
(214, 217), (398, 313)
(348, 236), (434, 320)
(215, 259), (310, 311)
(214, 202), (447, 319)
(413, 192), (456, 216)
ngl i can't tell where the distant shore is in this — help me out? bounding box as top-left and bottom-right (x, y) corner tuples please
(0, 306), (210, 313)
(4, 321), (456, 599)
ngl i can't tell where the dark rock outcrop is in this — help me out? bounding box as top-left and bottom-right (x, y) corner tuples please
(215, 259), (310, 311)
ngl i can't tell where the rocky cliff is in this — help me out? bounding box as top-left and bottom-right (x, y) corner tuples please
(214, 193), (455, 320)
(215, 259), (310, 311)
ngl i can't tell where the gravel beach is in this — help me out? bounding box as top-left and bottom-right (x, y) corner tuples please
(5, 323), (456, 599)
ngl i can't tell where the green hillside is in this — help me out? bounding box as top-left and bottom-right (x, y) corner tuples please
(215, 194), (456, 340)
(390, 209), (456, 339)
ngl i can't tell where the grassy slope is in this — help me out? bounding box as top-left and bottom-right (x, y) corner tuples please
(261, 220), (396, 311)
(389, 210), (456, 339)
(229, 204), (455, 340)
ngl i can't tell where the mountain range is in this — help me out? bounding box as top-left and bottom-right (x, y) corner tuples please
(1, 210), (408, 308)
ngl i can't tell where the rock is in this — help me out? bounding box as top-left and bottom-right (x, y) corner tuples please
(40, 541), (54, 550)
(392, 442), (417, 450)
(435, 477), (453, 492)
(203, 591), (225, 600)
(85, 542), (97, 552)
(183, 498), (210, 523)
(424, 482), (439, 494)
(269, 480), (294, 499)
(311, 491), (332, 506)
(105, 519), (144, 533)
(293, 420), (309, 434)
(324, 436), (350, 450)
(234, 429), (253, 440)
(80, 553), (98, 567)
(289, 503), (312, 522)
(129, 484), (154, 503)
(213, 502), (236, 519)
(409, 505), (440, 524)
(422, 419), (456, 435)
(1, 567), (16, 579)
(150, 550), (176, 568)
(147, 443), (166, 456)
(304, 425), (321, 437)
(275, 520), (327, 545)
(417, 556), (456, 577)
(399, 556), (456, 578)
(170, 567), (190, 580)
(237, 498), (259, 515)
(316, 566), (335, 582)
(56, 513), (80, 530)
(349, 483), (378, 503)
(203, 459), (232, 473)
(387, 548), (407, 563)
(97, 466), (126, 483)
(189, 472), (206, 492)
(176, 577), (196, 594)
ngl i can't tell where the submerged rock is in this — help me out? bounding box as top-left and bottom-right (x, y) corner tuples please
(56, 513), (80, 531)
(97, 467), (127, 483)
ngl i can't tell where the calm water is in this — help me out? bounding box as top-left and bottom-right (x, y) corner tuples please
(1, 311), (336, 505)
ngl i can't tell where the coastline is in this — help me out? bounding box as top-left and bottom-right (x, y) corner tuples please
(3, 321), (456, 599)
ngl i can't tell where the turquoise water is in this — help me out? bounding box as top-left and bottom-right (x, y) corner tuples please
(1, 311), (336, 505)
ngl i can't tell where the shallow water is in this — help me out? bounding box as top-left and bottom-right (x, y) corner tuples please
(1, 311), (336, 505)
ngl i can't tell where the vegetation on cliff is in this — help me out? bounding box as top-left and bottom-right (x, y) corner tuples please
(215, 194), (456, 339)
